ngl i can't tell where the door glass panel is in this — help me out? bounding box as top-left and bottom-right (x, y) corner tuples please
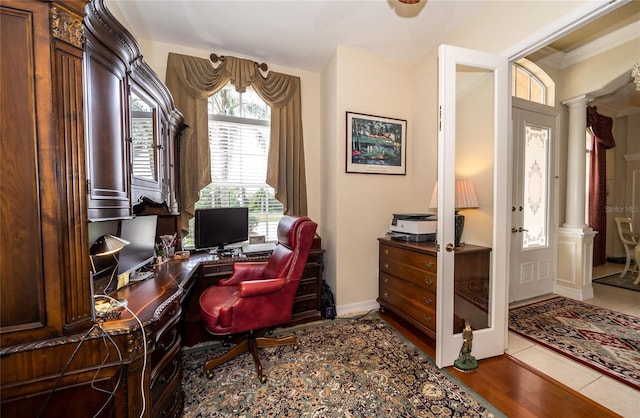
(454, 63), (494, 332)
(522, 124), (549, 249)
(130, 91), (156, 180)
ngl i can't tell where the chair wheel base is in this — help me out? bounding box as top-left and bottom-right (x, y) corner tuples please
(206, 370), (214, 380)
(259, 375), (267, 384)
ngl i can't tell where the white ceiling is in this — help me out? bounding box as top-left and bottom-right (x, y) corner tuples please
(109, 0), (491, 72)
(110, 0), (639, 114)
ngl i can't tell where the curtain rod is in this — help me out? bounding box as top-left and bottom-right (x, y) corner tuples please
(210, 53), (268, 72)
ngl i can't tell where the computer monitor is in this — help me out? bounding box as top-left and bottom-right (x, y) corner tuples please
(117, 215), (158, 275)
(194, 207), (249, 253)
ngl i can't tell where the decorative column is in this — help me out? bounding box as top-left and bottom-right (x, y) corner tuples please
(556, 95), (596, 300)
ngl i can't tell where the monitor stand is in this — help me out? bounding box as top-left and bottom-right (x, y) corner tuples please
(207, 246), (241, 258)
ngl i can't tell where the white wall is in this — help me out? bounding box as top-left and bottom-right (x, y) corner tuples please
(328, 46), (422, 313)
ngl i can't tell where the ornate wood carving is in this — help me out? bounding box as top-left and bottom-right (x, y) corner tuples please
(50, 4), (83, 47)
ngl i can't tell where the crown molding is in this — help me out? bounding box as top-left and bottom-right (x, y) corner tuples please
(562, 21), (640, 69)
(532, 21), (639, 70)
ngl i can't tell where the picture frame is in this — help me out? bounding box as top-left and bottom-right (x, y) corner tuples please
(346, 112), (407, 175)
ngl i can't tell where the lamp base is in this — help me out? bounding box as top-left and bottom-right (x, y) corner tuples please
(455, 213), (465, 247)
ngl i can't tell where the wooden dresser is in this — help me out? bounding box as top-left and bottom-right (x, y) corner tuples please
(377, 237), (491, 339)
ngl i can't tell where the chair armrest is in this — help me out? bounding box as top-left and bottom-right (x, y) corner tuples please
(238, 278), (286, 298)
(219, 262), (268, 286)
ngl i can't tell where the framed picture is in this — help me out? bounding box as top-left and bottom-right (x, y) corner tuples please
(346, 112), (407, 175)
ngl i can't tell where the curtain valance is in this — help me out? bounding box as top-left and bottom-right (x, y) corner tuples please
(166, 52), (308, 234)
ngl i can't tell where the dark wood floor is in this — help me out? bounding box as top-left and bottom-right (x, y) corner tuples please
(377, 310), (621, 418)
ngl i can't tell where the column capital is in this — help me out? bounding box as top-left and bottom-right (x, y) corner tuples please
(561, 94), (592, 108)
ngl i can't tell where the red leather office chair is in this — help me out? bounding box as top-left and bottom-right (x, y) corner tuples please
(199, 215), (318, 383)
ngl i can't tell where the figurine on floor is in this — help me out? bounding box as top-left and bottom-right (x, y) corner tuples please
(454, 321), (478, 372)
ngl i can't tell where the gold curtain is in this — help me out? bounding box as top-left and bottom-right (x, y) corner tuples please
(165, 53), (308, 234)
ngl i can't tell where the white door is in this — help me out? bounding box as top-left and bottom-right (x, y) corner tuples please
(509, 101), (558, 302)
(436, 45), (509, 368)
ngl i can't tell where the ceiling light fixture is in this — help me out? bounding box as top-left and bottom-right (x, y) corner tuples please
(398, 0), (420, 3)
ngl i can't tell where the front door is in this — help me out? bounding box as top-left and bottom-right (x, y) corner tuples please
(509, 100), (558, 302)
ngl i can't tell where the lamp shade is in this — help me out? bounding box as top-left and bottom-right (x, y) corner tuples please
(429, 179), (479, 210)
(90, 234), (129, 256)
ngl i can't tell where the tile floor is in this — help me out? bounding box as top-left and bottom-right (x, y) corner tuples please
(506, 263), (640, 417)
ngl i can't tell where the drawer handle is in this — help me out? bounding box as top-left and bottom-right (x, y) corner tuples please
(384, 248), (389, 255)
(157, 328), (179, 351)
(424, 297), (433, 305)
(424, 278), (434, 286)
(425, 260), (434, 268)
(424, 314), (433, 322)
(383, 263), (389, 269)
(383, 291), (389, 298)
(383, 277), (388, 283)
(159, 358), (180, 384)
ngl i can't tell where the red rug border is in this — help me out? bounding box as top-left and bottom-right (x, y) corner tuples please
(509, 296), (640, 391)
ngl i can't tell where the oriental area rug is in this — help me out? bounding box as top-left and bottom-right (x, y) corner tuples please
(181, 314), (503, 417)
(593, 271), (640, 292)
(509, 296), (640, 391)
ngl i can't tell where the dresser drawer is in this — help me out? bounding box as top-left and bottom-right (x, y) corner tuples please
(150, 341), (183, 414)
(152, 305), (182, 373)
(380, 244), (437, 274)
(292, 295), (318, 316)
(380, 273), (436, 319)
(380, 282), (436, 331)
(154, 302), (181, 339)
(200, 262), (234, 278)
(296, 276), (319, 298)
(379, 258), (436, 292)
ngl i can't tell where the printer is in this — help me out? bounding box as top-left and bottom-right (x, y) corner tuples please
(388, 213), (436, 242)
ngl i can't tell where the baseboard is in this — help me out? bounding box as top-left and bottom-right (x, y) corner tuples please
(336, 300), (379, 317)
(554, 284), (594, 301)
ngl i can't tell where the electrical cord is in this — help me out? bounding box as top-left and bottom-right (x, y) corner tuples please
(37, 324), (99, 417)
(89, 321), (123, 417)
(94, 293), (148, 418)
(335, 308), (378, 321)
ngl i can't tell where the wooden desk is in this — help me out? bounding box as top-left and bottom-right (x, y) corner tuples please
(0, 250), (323, 417)
(109, 249), (324, 414)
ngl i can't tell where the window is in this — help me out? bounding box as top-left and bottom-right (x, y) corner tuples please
(185, 84), (283, 247)
(512, 63), (546, 104)
(130, 92), (156, 180)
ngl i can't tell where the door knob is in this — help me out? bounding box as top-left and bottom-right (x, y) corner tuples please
(512, 228), (518, 233)
(445, 243), (455, 252)
(518, 227), (528, 232)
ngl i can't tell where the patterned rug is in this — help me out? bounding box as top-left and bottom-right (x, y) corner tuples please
(593, 271), (640, 292)
(181, 314), (503, 417)
(509, 296), (640, 391)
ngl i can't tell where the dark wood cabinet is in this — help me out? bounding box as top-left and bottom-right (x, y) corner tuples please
(1, 0), (92, 347)
(377, 238), (491, 339)
(1, 1), (183, 416)
(83, 5), (131, 220)
(84, 0), (182, 221)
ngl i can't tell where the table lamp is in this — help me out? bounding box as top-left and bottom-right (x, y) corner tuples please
(429, 179), (479, 247)
(89, 234), (130, 294)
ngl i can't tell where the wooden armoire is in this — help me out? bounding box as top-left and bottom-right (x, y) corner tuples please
(0, 0), (183, 416)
